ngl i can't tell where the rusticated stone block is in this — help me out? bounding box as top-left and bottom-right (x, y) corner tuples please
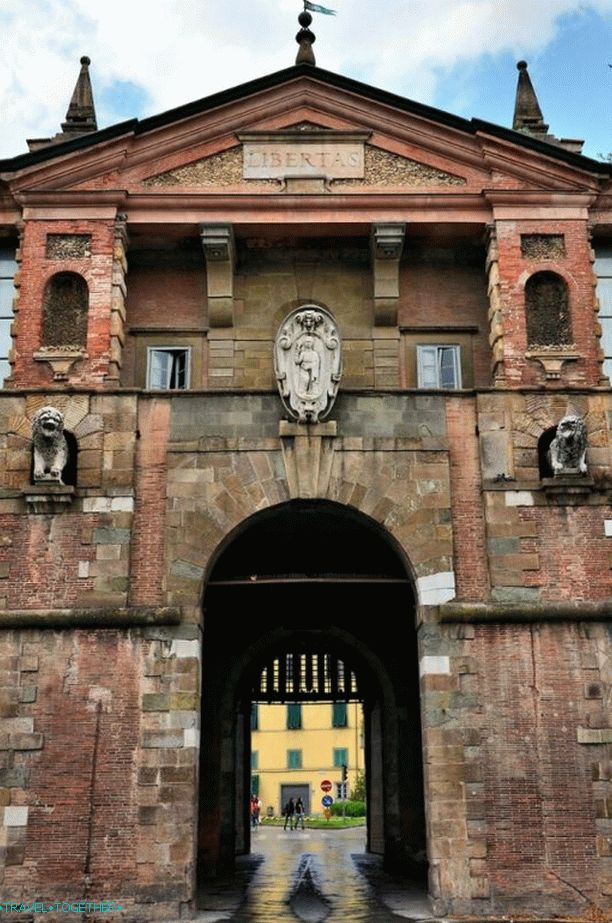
(142, 731), (184, 749)
(142, 693), (170, 712)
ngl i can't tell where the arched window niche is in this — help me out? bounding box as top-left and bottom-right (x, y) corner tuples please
(524, 272), (579, 380)
(34, 272), (89, 381)
(42, 272), (89, 348)
(525, 271), (572, 348)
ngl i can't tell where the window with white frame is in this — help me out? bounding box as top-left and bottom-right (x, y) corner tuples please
(0, 248), (16, 386)
(146, 347), (191, 390)
(417, 344), (462, 389)
(595, 247), (612, 381)
(336, 781), (348, 800)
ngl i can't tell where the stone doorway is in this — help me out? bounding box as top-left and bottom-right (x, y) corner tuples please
(196, 500), (426, 897)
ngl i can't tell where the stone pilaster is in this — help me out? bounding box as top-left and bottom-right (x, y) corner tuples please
(3, 225), (24, 389)
(485, 224), (505, 385)
(107, 215), (128, 383)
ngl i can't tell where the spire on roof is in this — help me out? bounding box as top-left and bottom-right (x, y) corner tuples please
(512, 60), (548, 136)
(296, 10), (316, 65)
(510, 60), (584, 154)
(61, 56), (98, 135)
(26, 54), (99, 151)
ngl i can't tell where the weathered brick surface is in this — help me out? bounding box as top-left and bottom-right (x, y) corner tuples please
(10, 220), (119, 388)
(446, 398), (490, 598)
(0, 626), (200, 920)
(420, 620), (611, 918)
(491, 220), (602, 387)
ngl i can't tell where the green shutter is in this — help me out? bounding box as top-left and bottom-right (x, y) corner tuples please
(251, 774), (260, 795)
(333, 747), (348, 768)
(251, 703), (259, 730)
(287, 749), (302, 769)
(287, 703), (302, 729)
(332, 702), (347, 727)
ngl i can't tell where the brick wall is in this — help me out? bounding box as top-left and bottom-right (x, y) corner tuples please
(10, 221), (118, 387)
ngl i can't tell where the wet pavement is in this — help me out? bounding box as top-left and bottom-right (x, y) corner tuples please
(197, 826), (435, 922)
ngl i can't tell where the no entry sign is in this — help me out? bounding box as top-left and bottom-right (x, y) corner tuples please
(320, 779), (332, 792)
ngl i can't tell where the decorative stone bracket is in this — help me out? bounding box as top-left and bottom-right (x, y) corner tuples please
(279, 420), (336, 498)
(541, 476), (594, 505)
(370, 222), (406, 326)
(525, 346), (579, 380)
(200, 224), (236, 328)
(23, 484), (74, 514)
(33, 346), (87, 381)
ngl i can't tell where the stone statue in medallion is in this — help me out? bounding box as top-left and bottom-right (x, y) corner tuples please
(274, 306), (342, 423)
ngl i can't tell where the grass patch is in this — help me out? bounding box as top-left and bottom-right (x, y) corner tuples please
(259, 816), (366, 829)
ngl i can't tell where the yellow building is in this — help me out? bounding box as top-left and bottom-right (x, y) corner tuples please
(251, 702), (363, 816)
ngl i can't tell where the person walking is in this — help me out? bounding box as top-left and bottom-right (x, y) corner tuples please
(250, 794), (261, 829)
(283, 796), (295, 830)
(293, 797), (305, 830)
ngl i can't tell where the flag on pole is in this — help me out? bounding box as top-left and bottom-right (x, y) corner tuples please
(304, 1), (337, 14)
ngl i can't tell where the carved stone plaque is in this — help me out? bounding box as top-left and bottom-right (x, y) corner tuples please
(244, 142), (364, 179)
(274, 306), (342, 423)
(240, 130), (369, 180)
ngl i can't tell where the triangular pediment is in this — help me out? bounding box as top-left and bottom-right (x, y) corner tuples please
(1, 65), (607, 198)
(143, 138), (467, 190)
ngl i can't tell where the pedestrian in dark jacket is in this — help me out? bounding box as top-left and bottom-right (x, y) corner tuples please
(293, 797), (305, 830)
(283, 796), (295, 830)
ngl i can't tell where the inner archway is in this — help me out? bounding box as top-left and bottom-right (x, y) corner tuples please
(197, 499), (426, 894)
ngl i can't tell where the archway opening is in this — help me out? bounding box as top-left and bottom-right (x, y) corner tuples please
(197, 500), (426, 897)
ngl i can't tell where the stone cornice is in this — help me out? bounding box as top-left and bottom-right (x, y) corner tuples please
(0, 606), (182, 629)
(434, 600), (612, 623)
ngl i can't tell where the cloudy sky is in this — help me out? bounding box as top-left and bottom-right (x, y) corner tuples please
(1, 0), (611, 160)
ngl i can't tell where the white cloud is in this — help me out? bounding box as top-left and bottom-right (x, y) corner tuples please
(0, 0), (611, 158)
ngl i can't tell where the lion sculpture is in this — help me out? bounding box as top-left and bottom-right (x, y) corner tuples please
(32, 406), (69, 484)
(548, 414), (587, 475)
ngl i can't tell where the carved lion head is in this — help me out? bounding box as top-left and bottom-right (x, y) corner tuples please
(556, 414), (587, 446)
(32, 405), (65, 441)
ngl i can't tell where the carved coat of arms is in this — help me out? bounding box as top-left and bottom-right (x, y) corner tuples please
(274, 307), (342, 423)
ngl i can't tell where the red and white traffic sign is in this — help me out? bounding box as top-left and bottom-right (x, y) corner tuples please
(320, 779), (332, 793)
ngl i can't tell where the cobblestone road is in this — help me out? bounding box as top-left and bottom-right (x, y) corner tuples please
(197, 826), (434, 922)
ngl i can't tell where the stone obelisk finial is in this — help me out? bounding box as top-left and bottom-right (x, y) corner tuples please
(296, 9), (316, 65)
(512, 60), (548, 136)
(61, 56), (98, 135)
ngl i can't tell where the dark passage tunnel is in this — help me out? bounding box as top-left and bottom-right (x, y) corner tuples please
(197, 500), (427, 894)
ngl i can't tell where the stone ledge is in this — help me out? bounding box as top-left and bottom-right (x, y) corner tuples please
(577, 727), (612, 745)
(0, 606), (182, 629)
(434, 600), (612, 623)
(23, 484), (75, 513)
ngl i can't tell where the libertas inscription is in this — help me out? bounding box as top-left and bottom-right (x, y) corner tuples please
(239, 130), (369, 180)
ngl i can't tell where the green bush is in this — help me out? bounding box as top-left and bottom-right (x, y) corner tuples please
(330, 800), (366, 817)
(352, 770), (366, 803)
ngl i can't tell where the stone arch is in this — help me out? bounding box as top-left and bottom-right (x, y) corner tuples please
(165, 453), (453, 613)
(42, 271), (89, 347)
(196, 498), (426, 886)
(524, 270), (572, 347)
